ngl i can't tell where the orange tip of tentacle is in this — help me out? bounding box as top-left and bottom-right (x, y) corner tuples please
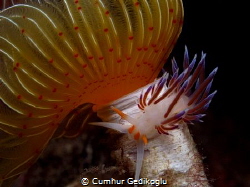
(134, 132), (140, 140)
(128, 125), (135, 134)
(111, 106), (137, 124)
(111, 106), (127, 119)
(142, 135), (148, 145)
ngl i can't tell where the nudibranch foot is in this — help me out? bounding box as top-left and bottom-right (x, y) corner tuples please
(92, 47), (217, 182)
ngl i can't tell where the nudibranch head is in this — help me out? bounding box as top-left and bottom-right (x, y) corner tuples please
(92, 47), (217, 182)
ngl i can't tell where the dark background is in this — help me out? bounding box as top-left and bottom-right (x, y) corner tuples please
(171, 1), (249, 186)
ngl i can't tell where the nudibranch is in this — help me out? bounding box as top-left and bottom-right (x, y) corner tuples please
(92, 48), (217, 183)
(0, 0), (216, 186)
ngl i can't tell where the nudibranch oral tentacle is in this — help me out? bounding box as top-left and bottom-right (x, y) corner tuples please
(92, 47), (217, 182)
(1, 0), (184, 185)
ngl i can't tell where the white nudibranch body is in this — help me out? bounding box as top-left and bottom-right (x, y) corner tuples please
(134, 87), (190, 139)
(91, 47), (217, 184)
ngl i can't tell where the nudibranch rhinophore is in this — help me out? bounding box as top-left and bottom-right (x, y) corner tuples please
(0, 0), (216, 186)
